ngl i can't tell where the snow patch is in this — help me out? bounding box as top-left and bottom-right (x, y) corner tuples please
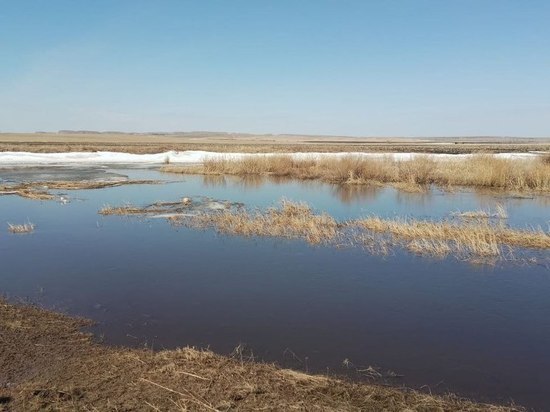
(0, 150), (542, 166)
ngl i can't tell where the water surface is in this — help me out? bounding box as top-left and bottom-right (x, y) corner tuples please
(1, 166), (549, 410)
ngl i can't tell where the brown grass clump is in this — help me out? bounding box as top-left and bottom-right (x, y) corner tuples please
(7, 222), (35, 234)
(0, 180), (157, 201)
(356, 216), (550, 257)
(185, 200), (339, 244)
(161, 154), (550, 193)
(0, 299), (524, 411)
(5, 189), (55, 200)
(99, 204), (147, 215)
(452, 204), (508, 220)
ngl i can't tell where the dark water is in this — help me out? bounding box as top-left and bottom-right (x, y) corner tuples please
(1, 166), (549, 410)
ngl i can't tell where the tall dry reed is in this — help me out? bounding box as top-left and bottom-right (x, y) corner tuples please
(162, 154), (550, 192)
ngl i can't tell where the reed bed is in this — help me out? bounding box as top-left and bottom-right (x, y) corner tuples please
(356, 216), (550, 251)
(161, 154), (550, 192)
(186, 200), (339, 244)
(169, 200), (549, 262)
(7, 222), (35, 234)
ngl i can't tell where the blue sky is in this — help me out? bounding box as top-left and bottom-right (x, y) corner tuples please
(1, 1), (549, 136)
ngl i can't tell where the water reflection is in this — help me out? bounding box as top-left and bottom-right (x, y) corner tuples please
(201, 175), (227, 188)
(331, 184), (381, 204)
(394, 188), (434, 208)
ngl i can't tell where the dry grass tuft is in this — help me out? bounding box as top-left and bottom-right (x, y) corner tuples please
(452, 204), (508, 220)
(161, 154), (550, 193)
(7, 222), (35, 234)
(184, 200), (339, 244)
(99, 204), (145, 215)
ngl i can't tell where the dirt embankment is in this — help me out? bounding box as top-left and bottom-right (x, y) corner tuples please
(0, 299), (522, 411)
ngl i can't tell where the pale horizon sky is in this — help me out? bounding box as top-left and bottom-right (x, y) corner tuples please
(1, 1), (549, 137)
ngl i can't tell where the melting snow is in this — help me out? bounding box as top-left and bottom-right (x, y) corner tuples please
(0, 150), (542, 166)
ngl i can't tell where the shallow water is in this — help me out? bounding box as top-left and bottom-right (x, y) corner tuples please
(1, 166), (549, 409)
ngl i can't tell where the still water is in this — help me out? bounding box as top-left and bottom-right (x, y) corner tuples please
(1, 166), (549, 409)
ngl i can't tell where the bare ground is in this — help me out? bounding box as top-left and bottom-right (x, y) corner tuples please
(0, 299), (523, 411)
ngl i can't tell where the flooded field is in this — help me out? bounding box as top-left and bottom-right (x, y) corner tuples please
(1, 165), (549, 409)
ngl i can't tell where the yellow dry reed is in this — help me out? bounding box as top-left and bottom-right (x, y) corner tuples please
(161, 154), (550, 192)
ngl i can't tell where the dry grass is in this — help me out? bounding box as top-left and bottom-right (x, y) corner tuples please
(161, 154), (550, 192)
(185, 200), (339, 244)
(0, 189), (55, 200)
(356, 216), (550, 257)
(170, 200), (549, 262)
(99, 204), (147, 215)
(1, 131), (549, 154)
(7, 222), (35, 234)
(0, 298), (524, 411)
(452, 204), (508, 220)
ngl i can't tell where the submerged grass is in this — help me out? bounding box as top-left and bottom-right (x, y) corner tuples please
(99, 204), (148, 215)
(161, 154), (550, 193)
(7, 222), (35, 234)
(452, 204), (508, 220)
(169, 200), (549, 263)
(0, 179), (158, 201)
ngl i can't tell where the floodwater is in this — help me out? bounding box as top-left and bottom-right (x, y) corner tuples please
(1, 165), (549, 410)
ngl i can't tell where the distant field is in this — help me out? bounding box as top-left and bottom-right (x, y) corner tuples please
(1, 132), (549, 154)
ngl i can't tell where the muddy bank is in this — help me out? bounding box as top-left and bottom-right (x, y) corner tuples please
(0, 299), (522, 411)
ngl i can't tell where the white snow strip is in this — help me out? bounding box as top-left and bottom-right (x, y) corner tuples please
(0, 150), (543, 166)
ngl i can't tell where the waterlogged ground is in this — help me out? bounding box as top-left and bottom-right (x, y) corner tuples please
(1, 166), (550, 409)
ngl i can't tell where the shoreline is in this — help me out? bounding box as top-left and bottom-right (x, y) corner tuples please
(0, 299), (523, 411)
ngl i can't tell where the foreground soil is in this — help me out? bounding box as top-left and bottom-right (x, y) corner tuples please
(0, 300), (522, 411)
(1, 132), (549, 154)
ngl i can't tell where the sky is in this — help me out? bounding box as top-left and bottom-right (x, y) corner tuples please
(1, 1), (549, 137)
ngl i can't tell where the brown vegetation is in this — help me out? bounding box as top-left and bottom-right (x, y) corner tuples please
(0, 299), (523, 411)
(356, 216), (549, 251)
(168, 201), (550, 262)
(183, 200), (339, 244)
(1, 132), (549, 154)
(99, 204), (150, 215)
(452, 204), (508, 220)
(0, 180), (157, 201)
(354, 217), (544, 260)
(161, 154), (550, 192)
(7, 222), (35, 234)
